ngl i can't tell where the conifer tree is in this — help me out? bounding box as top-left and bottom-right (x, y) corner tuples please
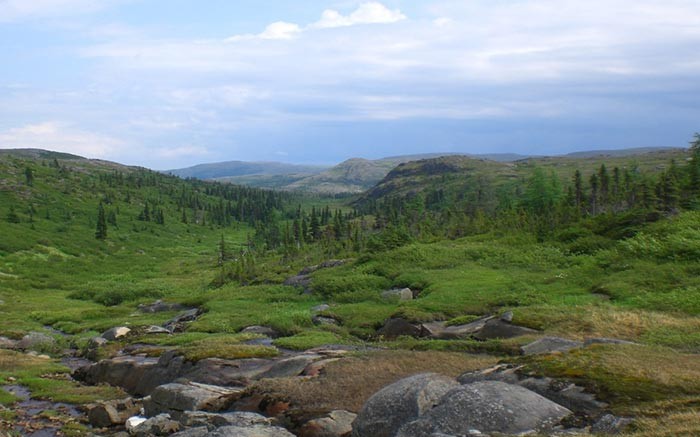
(95, 203), (107, 240)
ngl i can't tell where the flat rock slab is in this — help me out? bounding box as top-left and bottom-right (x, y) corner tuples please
(145, 382), (243, 417)
(208, 425), (296, 437)
(352, 373), (459, 437)
(257, 354), (322, 379)
(396, 381), (572, 437)
(420, 317), (495, 340)
(180, 411), (272, 429)
(473, 319), (538, 340)
(521, 337), (583, 355)
(584, 337), (637, 346)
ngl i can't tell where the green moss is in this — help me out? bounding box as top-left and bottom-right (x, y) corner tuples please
(274, 331), (350, 351)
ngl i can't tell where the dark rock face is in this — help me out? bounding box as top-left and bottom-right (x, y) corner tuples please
(101, 327), (131, 341)
(164, 308), (203, 333)
(521, 337), (583, 355)
(351, 373), (458, 437)
(472, 319), (538, 340)
(376, 318), (422, 339)
(257, 355), (322, 379)
(395, 381), (572, 437)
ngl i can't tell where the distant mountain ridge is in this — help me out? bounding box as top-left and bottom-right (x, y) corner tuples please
(166, 160), (329, 180)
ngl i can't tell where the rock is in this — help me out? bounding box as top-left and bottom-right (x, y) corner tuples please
(209, 425), (296, 437)
(419, 317), (495, 340)
(299, 410), (356, 437)
(241, 326), (280, 338)
(16, 332), (56, 352)
(381, 288), (414, 302)
(180, 411), (272, 429)
(473, 319), (538, 340)
(126, 415), (148, 432)
(87, 398), (142, 428)
(299, 260), (346, 275)
(257, 354), (322, 379)
(458, 364), (607, 415)
(0, 337), (17, 349)
(521, 337), (583, 355)
(590, 414), (634, 434)
(74, 355), (160, 396)
(377, 318), (422, 339)
(144, 382), (243, 418)
(396, 381), (572, 437)
(171, 428), (210, 437)
(312, 315), (339, 326)
(303, 358), (340, 377)
(145, 325), (172, 335)
(102, 326), (131, 341)
(88, 336), (109, 348)
(284, 274), (312, 291)
(584, 338), (637, 346)
(352, 373), (459, 437)
(132, 413), (181, 437)
(500, 311), (514, 323)
(164, 308), (202, 333)
(138, 300), (187, 313)
(311, 304), (331, 313)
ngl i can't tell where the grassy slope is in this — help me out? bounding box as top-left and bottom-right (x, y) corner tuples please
(0, 150), (699, 435)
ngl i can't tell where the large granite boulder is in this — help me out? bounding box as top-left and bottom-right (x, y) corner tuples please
(351, 373), (458, 437)
(396, 381), (572, 437)
(144, 382), (243, 418)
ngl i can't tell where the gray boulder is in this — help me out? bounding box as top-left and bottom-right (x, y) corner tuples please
(419, 317), (494, 340)
(500, 311), (514, 323)
(138, 300), (187, 313)
(132, 413), (181, 437)
(312, 315), (339, 326)
(299, 410), (356, 437)
(590, 414), (634, 434)
(209, 425), (296, 436)
(473, 319), (538, 340)
(396, 381), (572, 437)
(257, 354), (322, 379)
(145, 325), (172, 335)
(102, 326), (131, 341)
(164, 308), (202, 333)
(521, 337), (583, 355)
(0, 336), (17, 349)
(179, 411), (272, 429)
(17, 332), (56, 352)
(144, 382), (243, 418)
(377, 318), (422, 339)
(86, 398), (142, 428)
(351, 373), (459, 437)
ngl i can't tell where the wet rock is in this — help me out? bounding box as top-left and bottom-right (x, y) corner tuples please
(584, 338), (637, 347)
(241, 326), (280, 338)
(352, 373), (459, 437)
(299, 410), (356, 437)
(16, 332), (56, 352)
(590, 414), (634, 434)
(164, 308), (202, 333)
(138, 300), (187, 313)
(257, 354), (322, 379)
(179, 411), (272, 429)
(312, 315), (339, 326)
(381, 288), (414, 302)
(521, 337), (583, 355)
(473, 319), (538, 340)
(144, 382), (243, 418)
(377, 318), (422, 339)
(87, 398), (142, 428)
(102, 326), (131, 341)
(74, 355), (160, 396)
(396, 381), (572, 437)
(132, 413), (181, 436)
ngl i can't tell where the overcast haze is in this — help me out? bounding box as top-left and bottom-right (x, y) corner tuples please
(1, 0), (699, 169)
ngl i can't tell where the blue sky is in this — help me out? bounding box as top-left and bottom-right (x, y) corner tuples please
(1, 0), (699, 169)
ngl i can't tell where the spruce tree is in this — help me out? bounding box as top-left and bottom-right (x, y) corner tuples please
(95, 203), (107, 240)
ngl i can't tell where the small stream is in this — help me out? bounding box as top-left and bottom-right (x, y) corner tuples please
(3, 384), (82, 436)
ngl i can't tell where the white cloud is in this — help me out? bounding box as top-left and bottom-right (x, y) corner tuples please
(154, 145), (210, 159)
(313, 2), (407, 28)
(0, 122), (122, 158)
(259, 21), (302, 40)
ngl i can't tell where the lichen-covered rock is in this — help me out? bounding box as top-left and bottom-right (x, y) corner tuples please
(396, 381), (572, 437)
(102, 326), (131, 341)
(351, 373), (459, 437)
(179, 411), (272, 429)
(144, 382), (242, 418)
(299, 410), (356, 437)
(132, 413), (181, 437)
(376, 318), (421, 339)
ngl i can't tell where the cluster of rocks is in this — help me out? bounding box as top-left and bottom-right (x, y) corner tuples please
(352, 372), (632, 437)
(0, 331), (57, 355)
(377, 312), (538, 341)
(283, 260), (347, 294)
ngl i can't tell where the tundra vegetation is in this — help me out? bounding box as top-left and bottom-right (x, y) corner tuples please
(0, 139), (699, 435)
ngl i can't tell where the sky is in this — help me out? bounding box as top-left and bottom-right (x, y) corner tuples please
(1, 0), (699, 169)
